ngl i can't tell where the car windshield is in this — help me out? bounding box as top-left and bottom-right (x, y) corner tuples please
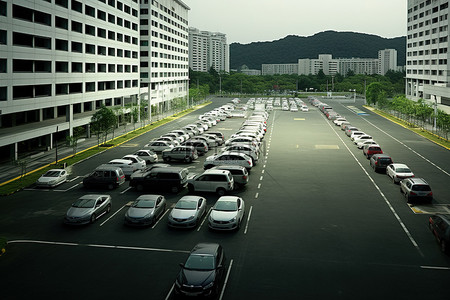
(214, 201), (237, 211)
(412, 185), (431, 191)
(72, 198), (96, 208)
(175, 200), (197, 210)
(133, 199), (156, 208)
(396, 168), (411, 173)
(43, 171), (61, 177)
(184, 254), (215, 271)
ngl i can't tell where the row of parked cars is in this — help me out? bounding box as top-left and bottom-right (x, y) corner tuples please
(310, 96), (449, 254)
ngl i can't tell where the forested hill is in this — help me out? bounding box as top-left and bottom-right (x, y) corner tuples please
(230, 31), (406, 70)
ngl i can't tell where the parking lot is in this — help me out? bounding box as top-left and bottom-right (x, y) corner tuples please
(0, 97), (449, 300)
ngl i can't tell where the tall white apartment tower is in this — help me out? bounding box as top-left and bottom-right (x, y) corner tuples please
(189, 28), (229, 73)
(0, 0), (140, 160)
(139, 0), (190, 113)
(406, 0), (450, 107)
(378, 49), (398, 75)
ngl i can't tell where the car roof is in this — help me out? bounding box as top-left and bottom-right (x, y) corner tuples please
(190, 243), (220, 256)
(136, 194), (162, 201)
(79, 194), (110, 200)
(95, 164), (123, 171)
(202, 169), (231, 175)
(391, 163), (408, 168)
(212, 165), (246, 170)
(109, 159), (132, 164)
(408, 178), (429, 185)
(372, 154), (391, 158)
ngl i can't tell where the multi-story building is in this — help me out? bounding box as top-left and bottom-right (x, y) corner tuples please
(298, 54), (380, 76)
(406, 0), (450, 107)
(261, 63), (298, 75)
(139, 0), (190, 114)
(0, 0), (141, 161)
(189, 27), (229, 73)
(378, 48), (398, 75)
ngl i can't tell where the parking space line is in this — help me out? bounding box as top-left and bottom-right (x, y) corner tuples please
(219, 259), (234, 300)
(255, 193), (259, 199)
(152, 209), (170, 229)
(420, 265), (450, 270)
(120, 187), (132, 194)
(322, 113), (424, 257)
(165, 284), (175, 300)
(257, 183), (261, 189)
(244, 206), (253, 234)
(197, 208), (211, 232)
(99, 204), (127, 227)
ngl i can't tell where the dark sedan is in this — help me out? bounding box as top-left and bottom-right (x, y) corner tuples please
(429, 214), (450, 254)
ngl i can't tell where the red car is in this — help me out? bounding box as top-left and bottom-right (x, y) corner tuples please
(363, 144), (383, 159)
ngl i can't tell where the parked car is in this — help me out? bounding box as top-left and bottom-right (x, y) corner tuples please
(400, 178), (433, 203)
(356, 140), (378, 149)
(162, 146), (198, 163)
(212, 165), (249, 187)
(64, 194), (112, 225)
(221, 144), (259, 164)
(124, 194), (166, 226)
(129, 166), (189, 193)
(203, 133), (224, 146)
(194, 135), (218, 148)
(122, 155), (146, 171)
(83, 165), (125, 190)
(156, 136), (180, 146)
(174, 243), (226, 298)
(161, 132), (185, 143)
(36, 169), (68, 188)
(353, 134), (373, 144)
(207, 131), (225, 145)
(171, 129), (192, 140)
(333, 118), (347, 126)
(182, 140), (209, 156)
(429, 214), (450, 254)
(209, 196), (245, 231)
(350, 131), (366, 141)
(182, 125), (200, 136)
(224, 136), (260, 149)
(107, 159), (137, 176)
(301, 105), (309, 112)
(204, 151), (253, 171)
(187, 169), (234, 196)
(363, 144), (383, 159)
(134, 149), (158, 164)
(145, 140), (174, 152)
(167, 195), (207, 228)
(369, 154), (393, 172)
(345, 126), (359, 136)
(386, 163), (415, 183)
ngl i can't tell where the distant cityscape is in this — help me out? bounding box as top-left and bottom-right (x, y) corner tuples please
(0, 0), (449, 162)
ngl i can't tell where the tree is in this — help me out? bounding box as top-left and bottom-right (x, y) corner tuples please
(66, 127), (84, 156)
(366, 82), (385, 105)
(90, 106), (117, 147)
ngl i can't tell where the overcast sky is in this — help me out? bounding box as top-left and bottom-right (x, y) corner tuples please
(184, 0), (407, 44)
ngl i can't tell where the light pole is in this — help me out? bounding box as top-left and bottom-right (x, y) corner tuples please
(350, 89), (356, 103)
(219, 74), (222, 98)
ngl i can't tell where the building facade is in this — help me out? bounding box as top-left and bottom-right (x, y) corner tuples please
(0, 0), (140, 160)
(406, 0), (450, 107)
(189, 27), (229, 73)
(261, 63), (298, 75)
(298, 54), (380, 76)
(378, 48), (398, 75)
(139, 0), (190, 115)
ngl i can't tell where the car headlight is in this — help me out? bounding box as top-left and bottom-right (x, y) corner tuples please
(187, 215), (195, 221)
(203, 282), (214, 290)
(230, 217), (237, 222)
(144, 212), (154, 219)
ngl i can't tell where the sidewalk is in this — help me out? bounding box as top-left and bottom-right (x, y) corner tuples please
(0, 102), (210, 185)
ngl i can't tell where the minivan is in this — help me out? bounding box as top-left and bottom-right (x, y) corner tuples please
(129, 167), (189, 193)
(83, 165), (125, 190)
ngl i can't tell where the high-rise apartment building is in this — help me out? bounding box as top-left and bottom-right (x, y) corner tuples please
(378, 49), (398, 75)
(139, 0), (190, 113)
(189, 27), (229, 73)
(261, 64), (298, 75)
(298, 54), (380, 76)
(0, 0), (141, 160)
(406, 0), (450, 107)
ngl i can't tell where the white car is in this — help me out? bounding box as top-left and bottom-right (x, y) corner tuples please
(356, 140), (378, 149)
(224, 136), (260, 149)
(290, 106), (298, 112)
(145, 140), (174, 152)
(333, 118), (347, 126)
(301, 105), (309, 112)
(386, 163), (415, 183)
(122, 155), (146, 171)
(353, 134), (373, 144)
(209, 196), (245, 231)
(157, 136), (180, 147)
(204, 151), (253, 171)
(134, 150), (158, 164)
(161, 133), (185, 143)
(221, 144), (259, 164)
(36, 169), (68, 188)
(350, 131), (366, 141)
(107, 159), (137, 176)
(167, 195), (207, 228)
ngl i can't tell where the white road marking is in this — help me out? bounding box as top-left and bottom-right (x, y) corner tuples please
(260, 176), (263, 181)
(120, 187), (132, 194)
(218, 259), (234, 300)
(7, 239), (191, 253)
(165, 284), (175, 300)
(255, 193), (259, 199)
(99, 204), (127, 227)
(152, 208), (170, 229)
(322, 114), (424, 257)
(262, 170), (265, 174)
(67, 176), (81, 182)
(257, 183), (261, 189)
(197, 208), (212, 232)
(244, 206), (253, 234)
(420, 265), (450, 270)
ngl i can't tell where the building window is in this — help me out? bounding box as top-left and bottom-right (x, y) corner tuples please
(108, 47), (115, 56)
(117, 49), (123, 57)
(108, 14), (115, 24)
(55, 0), (69, 9)
(56, 61), (69, 72)
(34, 11), (52, 26)
(85, 43), (95, 54)
(86, 82), (95, 92)
(71, 41), (82, 53)
(98, 63), (106, 72)
(72, 20), (83, 33)
(85, 4), (95, 17)
(0, 1), (6, 17)
(108, 64), (115, 72)
(55, 16), (68, 29)
(71, 0), (82, 13)
(0, 30), (6, 45)
(98, 45), (106, 55)
(0, 59), (6, 73)
(97, 9), (106, 21)
(69, 83), (82, 94)
(85, 63), (95, 73)
(108, 30), (115, 40)
(97, 28), (106, 38)
(85, 25), (95, 36)
(55, 39), (68, 51)
(0, 87), (6, 101)
(72, 62), (82, 72)
(55, 83), (69, 95)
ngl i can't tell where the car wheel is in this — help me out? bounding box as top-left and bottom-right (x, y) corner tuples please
(216, 188), (226, 196)
(188, 184), (195, 192)
(136, 184), (144, 192)
(106, 204), (111, 213)
(163, 157), (170, 162)
(90, 213), (96, 224)
(107, 183), (114, 190)
(185, 156), (192, 163)
(441, 241), (447, 253)
(171, 186), (179, 193)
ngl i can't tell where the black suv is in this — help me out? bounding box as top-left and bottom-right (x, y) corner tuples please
(369, 154), (393, 172)
(175, 243), (226, 298)
(129, 166), (189, 193)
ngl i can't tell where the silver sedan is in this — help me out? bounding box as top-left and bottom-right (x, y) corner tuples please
(64, 194), (112, 225)
(168, 196), (207, 228)
(386, 163), (415, 183)
(124, 195), (166, 226)
(209, 196), (245, 231)
(36, 169), (68, 188)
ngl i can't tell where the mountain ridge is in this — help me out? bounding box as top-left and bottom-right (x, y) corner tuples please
(230, 30), (406, 70)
